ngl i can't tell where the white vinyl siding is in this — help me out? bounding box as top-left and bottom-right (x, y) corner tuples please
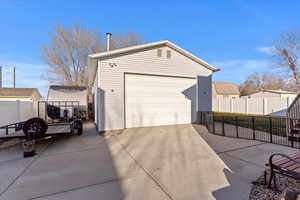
(47, 89), (88, 108)
(93, 72), (98, 124)
(97, 46), (212, 131)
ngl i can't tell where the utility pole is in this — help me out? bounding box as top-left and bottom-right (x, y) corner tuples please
(13, 67), (16, 88)
(0, 66), (2, 88)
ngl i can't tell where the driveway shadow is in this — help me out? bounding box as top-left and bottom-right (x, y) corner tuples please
(0, 123), (127, 200)
(190, 125), (261, 200)
(191, 124), (262, 199)
(116, 124), (251, 199)
(192, 124), (299, 200)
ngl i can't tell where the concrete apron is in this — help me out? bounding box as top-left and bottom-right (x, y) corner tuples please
(115, 124), (299, 200)
(0, 124), (169, 200)
(0, 123), (298, 200)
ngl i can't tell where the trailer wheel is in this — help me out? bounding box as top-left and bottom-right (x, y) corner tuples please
(23, 118), (48, 138)
(72, 119), (83, 135)
(76, 126), (83, 135)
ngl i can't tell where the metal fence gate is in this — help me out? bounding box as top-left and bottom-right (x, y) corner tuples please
(199, 112), (300, 149)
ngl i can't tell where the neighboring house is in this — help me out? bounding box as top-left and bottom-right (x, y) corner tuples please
(47, 85), (89, 118)
(0, 88), (41, 101)
(249, 89), (297, 98)
(213, 82), (240, 99)
(89, 39), (219, 131)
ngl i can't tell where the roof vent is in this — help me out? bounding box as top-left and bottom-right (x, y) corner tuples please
(106, 33), (112, 51)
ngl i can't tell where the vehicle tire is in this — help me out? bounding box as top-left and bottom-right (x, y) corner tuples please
(23, 118), (48, 138)
(77, 126), (83, 135)
(72, 119), (83, 135)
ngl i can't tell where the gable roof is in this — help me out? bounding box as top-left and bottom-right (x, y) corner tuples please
(88, 40), (219, 85)
(213, 82), (240, 95)
(49, 85), (87, 93)
(0, 88), (41, 98)
(260, 89), (296, 94)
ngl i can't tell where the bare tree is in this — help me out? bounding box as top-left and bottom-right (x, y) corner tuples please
(261, 72), (285, 90)
(42, 24), (144, 86)
(283, 79), (299, 92)
(239, 72), (285, 96)
(110, 32), (144, 50)
(239, 72), (261, 96)
(273, 30), (300, 89)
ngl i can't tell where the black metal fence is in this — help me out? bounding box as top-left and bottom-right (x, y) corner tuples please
(38, 101), (80, 122)
(199, 112), (300, 149)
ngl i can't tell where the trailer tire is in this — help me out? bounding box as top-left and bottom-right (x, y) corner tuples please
(77, 126), (83, 135)
(23, 118), (48, 138)
(72, 119), (83, 135)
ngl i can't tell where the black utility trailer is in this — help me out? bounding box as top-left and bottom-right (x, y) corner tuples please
(0, 101), (83, 140)
(0, 118), (82, 140)
(38, 101), (81, 123)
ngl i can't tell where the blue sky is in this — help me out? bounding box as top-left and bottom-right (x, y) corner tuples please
(0, 0), (300, 96)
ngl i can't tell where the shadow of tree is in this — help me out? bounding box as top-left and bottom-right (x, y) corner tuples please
(0, 123), (128, 200)
(192, 124), (268, 200)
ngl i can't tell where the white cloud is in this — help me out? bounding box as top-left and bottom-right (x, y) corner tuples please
(212, 59), (271, 70)
(256, 46), (275, 55)
(212, 59), (273, 84)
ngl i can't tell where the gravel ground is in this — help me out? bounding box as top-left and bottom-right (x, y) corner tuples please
(250, 173), (300, 200)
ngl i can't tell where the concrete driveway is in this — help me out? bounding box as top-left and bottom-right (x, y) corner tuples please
(0, 123), (298, 200)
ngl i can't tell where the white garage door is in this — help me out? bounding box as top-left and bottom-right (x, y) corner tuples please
(125, 74), (196, 128)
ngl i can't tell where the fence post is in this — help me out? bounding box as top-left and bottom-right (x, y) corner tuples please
(235, 116), (239, 138)
(222, 116), (225, 136)
(252, 116), (255, 140)
(287, 97), (292, 107)
(263, 98), (268, 115)
(16, 100), (21, 122)
(212, 114), (215, 134)
(199, 112), (203, 124)
(290, 119), (294, 148)
(269, 117), (273, 143)
(37, 101), (40, 118)
(245, 98), (249, 114)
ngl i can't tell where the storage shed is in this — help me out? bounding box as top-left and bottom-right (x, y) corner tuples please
(89, 38), (218, 131)
(47, 85), (88, 118)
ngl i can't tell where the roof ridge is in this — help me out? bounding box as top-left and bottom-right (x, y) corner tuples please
(213, 81), (240, 95)
(0, 87), (41, 98)
(88, 40), (219, 85)
(88, 40), (218, 72)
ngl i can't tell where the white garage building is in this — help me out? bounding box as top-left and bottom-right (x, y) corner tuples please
(89, 38), (218, 132)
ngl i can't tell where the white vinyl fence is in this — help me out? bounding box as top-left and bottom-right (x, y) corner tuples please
(213, 97), (295, 116)
(0, 101), (38, 126)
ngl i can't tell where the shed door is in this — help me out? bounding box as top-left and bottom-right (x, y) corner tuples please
(125, 74), (196, 128)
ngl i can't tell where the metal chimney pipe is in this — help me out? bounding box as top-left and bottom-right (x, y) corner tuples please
(13, 67), (16, 88)
(106, 32), (112, 51)
(0, 66), (2, 88)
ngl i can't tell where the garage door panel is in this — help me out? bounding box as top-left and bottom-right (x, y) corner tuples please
(126, 89), (191, 96)
(127, 103), (191, 110)
(126, 114), (191, 128)
(127, 110), (192, 117)
(126, 99), (191, 104)
(125, 74), (196, 128)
